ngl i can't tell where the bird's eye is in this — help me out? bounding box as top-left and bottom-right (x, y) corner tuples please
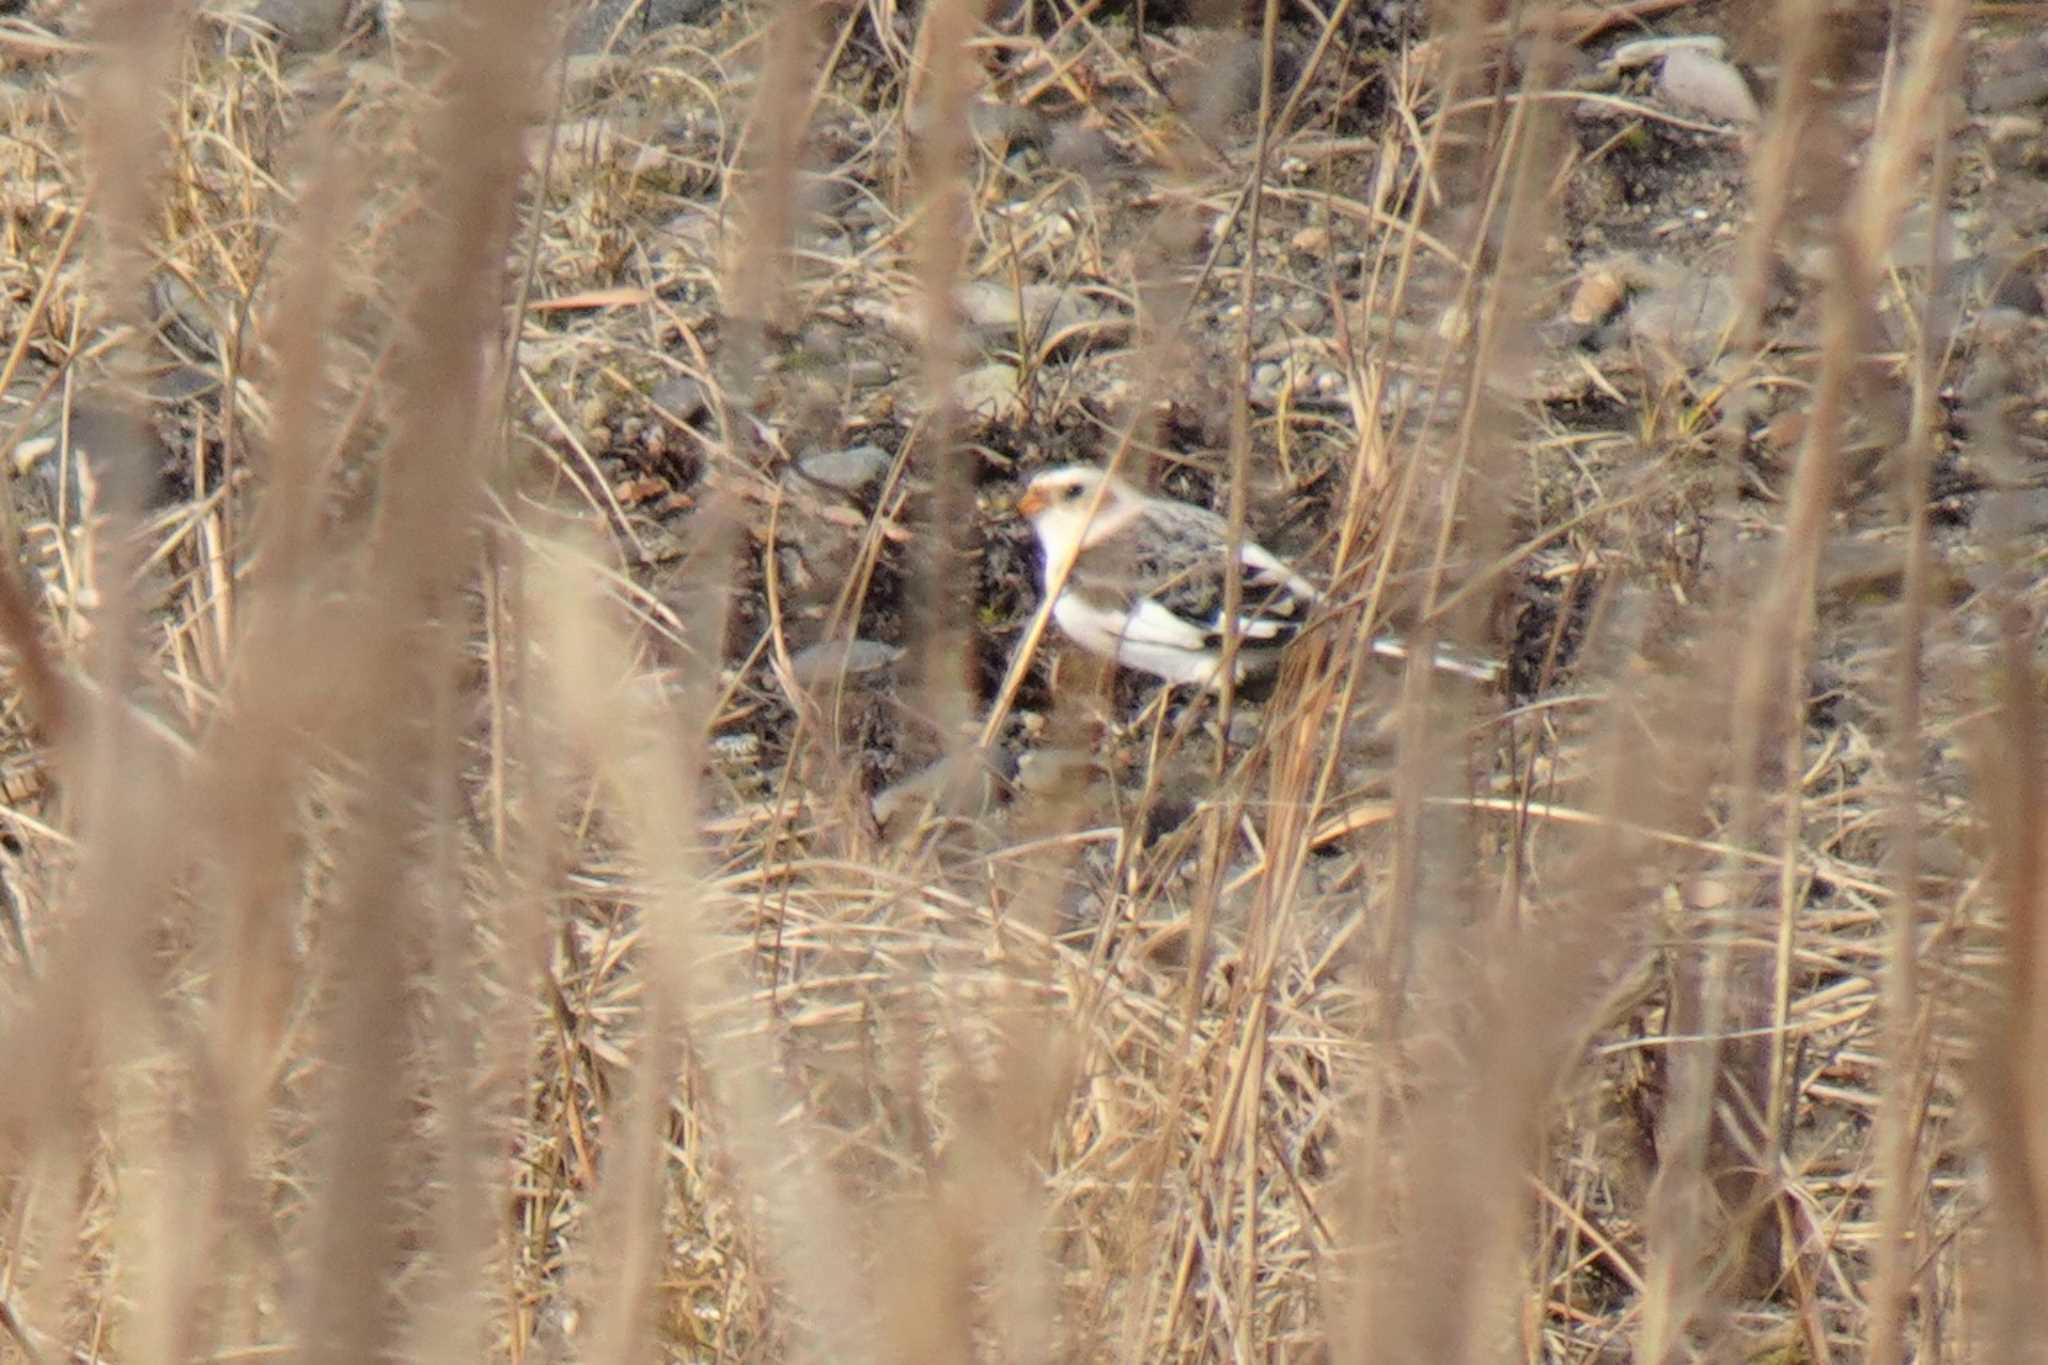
(1061, 485), (1084, 501)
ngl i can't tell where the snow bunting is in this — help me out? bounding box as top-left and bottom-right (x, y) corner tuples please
(1015, 464), (1502, 689)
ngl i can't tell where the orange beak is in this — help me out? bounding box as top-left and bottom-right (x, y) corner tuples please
(1016, 486), (1048, 520)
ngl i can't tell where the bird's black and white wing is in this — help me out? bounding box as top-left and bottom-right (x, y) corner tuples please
(1052, 496), (1321, 684)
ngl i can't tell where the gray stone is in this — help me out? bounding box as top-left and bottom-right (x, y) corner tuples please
(1987, 114), (2048, 172)
(566, 0), (718, 54)
(151, 273), (224, 363)
(152, 366), (221, 403)
(789, 638), (905, 688)
(1284, 294), (1327, 331)
(795, 443), (893, 494)
(1012, 747), (1103, 798)
(967, 101), (1048, 151)
(1048, 123), (1125, 184)
(955, 364), (1024, 423)
(249, 0), (352, 51)
(871, 746), (1010, 834)
(846, 359), (891, 389)
(649, 374), (708, 424)
(1606, 34), (1724, 74)
(1627, 266), (1736, 367)
(1974, 68), (2048, 114)
(1655, 48), (1759, 125)
(956, 281), (1126, 353)
(709, 730), (761, 766)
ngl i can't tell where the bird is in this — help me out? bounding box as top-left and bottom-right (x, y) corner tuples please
(1014, 464), (1502, 690)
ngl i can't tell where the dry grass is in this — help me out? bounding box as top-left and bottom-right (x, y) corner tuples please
(0, 0), (2038, 1361)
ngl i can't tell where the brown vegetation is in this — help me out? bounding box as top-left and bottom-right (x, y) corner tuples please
(0, 0), (2041, 1361)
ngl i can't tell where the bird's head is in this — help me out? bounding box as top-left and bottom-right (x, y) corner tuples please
(1016, 465), (1127, 554)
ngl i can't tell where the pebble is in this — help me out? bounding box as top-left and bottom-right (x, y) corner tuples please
(566, 0), (719, 53)
(1226, 710), (1264, 748)
(1012, 748), (1105, 797)
(871, 747), (1010, 833)
(1606, 34), (1725, 74)
(1885, 207), (1967, 273)
(789, 638), (905, 687)
(955, 364), (1025, 424)
(776, 546), (816, 594)
(249, 0), (350, 51)
(650, 374), (709, 425)
(1987, 115), (2048, 172)
(1939, 256), (2045, 318)
(956, 281), (1124, 352)
(1048, 123), (1122, 184)
(1627, 266), (1736, 367)
(1655, 48), (1760, 125)
(560, 51), (618, 96)
(967, 101), (1049, 151)
(152, 273), (223, 361)
(152, 365), (220, 403)
(1568, 263), (1632, 326)
(710, 731), (762, 766)
(1285, 295), (1327, 330)
(1290, 225), (1332, 254)
(795, 443), (893, 494)
(846, 359), (891, 388)
(1973, 68), (2048, 115)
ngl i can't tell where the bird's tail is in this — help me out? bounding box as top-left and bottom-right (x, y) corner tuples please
(1368, 635), (1505, 686)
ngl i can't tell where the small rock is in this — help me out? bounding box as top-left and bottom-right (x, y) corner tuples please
(846, 359), (890, 388)
(1290, 225), (1332, 254)
(1627, 265), (1736, 367)
(1166, 34), (1298, 132)
(1047, 122), (1124, 184)
(1567, 264), (1630, 326)
(1886, 205), (1966, 273)
(250, 0), (351, 51)
(655, 208), (723, 268)
(955, 364), (1025, 424)
(1758, 409), (1806, 464)
(871, 746), (1011, 834)
(533, 116), (633, 174)
(1606, 34), (1724, 74)
(613, 476), (668, 508)
(1226, 709), (1264, 747)
(566, 0), (719, 54)
(710, 731), (762, 767)
(1284, 295), (1327, 331)
(152, 273), (224, 362)
(795, 443), (893, 494)
(650, 374), (708, 425)
(1987, 114), (2048, 172)
(1656, 48), (1759, 125)
(561, 53), (624, 104)
(967, 101), (1048, 151)
(1535, 318), (1595, 351)
(1991, 268), (2046, 317)
(1948, 255), (2047, 317)
(789, 638), (905, 687)
(152, 365), (220, 403)
(25, 405), (175, 514)
(1012, 747), (1105, 798)
(775, 545), (817, 594)
(956, 281), (1125, 353)
(1972, 68), (2048, 115)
